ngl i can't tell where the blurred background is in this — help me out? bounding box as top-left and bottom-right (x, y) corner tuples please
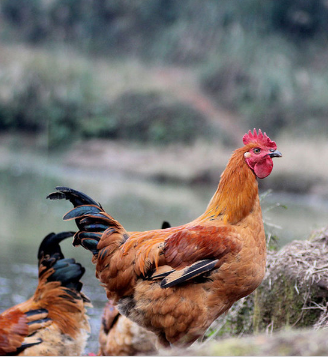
(0, 0), (328, 353)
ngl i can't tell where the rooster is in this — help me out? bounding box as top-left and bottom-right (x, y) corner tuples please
(48, 129), (282, 347)
(0, 232), (91, 356)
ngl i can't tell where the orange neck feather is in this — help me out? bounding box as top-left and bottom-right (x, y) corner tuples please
(198, 146), (259, 224)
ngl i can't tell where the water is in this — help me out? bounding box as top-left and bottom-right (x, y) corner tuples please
(0, 157), (327, 354)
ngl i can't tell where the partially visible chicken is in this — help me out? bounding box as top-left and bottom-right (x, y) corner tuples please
(0, 232), (91, 356)
(0, 308), (50, 356)
(48, 129), (282, 347)
(98, 300), (157, 356)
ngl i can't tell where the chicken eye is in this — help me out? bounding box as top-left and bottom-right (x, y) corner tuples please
(253, 148), (261, 154)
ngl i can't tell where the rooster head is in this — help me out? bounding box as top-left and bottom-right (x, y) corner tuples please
(242, 128), (282, 179)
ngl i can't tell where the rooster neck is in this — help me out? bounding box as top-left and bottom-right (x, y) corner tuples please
(199, 148), (259, 224)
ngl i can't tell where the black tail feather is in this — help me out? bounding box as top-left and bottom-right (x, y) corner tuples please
(47, 187), (115, 256)
(37, 231), (75, 262)
(37, 230), (87, 293)
(47, 186), (100, 207)
(65, 282), (83, 292)
(63, 205), (104, 221)
(161, 221), (171, 229)
(73, 231), (102, 255)
(79, 239), (99, 255)
(81, 222), (109, 232)
(48, 258), (85, 292)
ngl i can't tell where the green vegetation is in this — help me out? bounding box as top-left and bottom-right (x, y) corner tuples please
(0, 0), (328, 148)
(0, 49), (211, 148)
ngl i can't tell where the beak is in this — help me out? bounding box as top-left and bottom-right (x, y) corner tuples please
(269, 150), (282, 158)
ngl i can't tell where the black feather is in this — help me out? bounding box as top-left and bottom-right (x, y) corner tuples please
(161, 221), (171, 229)
(65, 281), (83, 292)
(161, 259), (218, 288)
(47, 258), (75, 269)
(63, 205), (103, 220)
(47, 186), (99, 207)
(37, 231), (74, 261)
(47, 187), (115, 256)
(48, 258), (85, 291)
(82, 223), (109, 232)
(25, 308), (48, 317)
(26, 317), (52, 326)
(150, 270), (174, 280)
(15, 338), (42, 354)
(73, 232), (102, 249)
(109, 313), (120, 331)
(80, 239), (99, 255)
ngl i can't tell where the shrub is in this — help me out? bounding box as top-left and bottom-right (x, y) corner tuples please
(270, 0), (328, 38)
(103, 91), (210, 145)
(0, 48), (213, 149)
(0, 51), (111, 148)
(199, 30), (328, 136)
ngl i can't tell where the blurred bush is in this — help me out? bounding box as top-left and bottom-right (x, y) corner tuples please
(0, 53), (110, 148)
(270, 0), (328, 38)
(2, 0), (328, 61)
(108, 92), (209, 144)
(0, 0), (181, 58)
(1, 0), (328, 142)
(0, 51), (210, 149)
(200, 29), (328, 135)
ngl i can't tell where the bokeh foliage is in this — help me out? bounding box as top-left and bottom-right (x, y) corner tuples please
(1, 0), (328, 148)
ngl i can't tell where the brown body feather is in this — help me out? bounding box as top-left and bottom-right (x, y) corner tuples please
(50, 131), (281, 347)
(0, 310), (34, 355)
(98, 300), (157, 356)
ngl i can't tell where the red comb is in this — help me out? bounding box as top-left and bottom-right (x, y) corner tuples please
(242, 128), (276, 149)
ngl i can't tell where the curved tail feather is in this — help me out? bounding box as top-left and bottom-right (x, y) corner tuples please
(38, 231), (88, 296)
(47, 186), (100, 207)
(37, 231), (75, 262)
(47, 187), (127, 257)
